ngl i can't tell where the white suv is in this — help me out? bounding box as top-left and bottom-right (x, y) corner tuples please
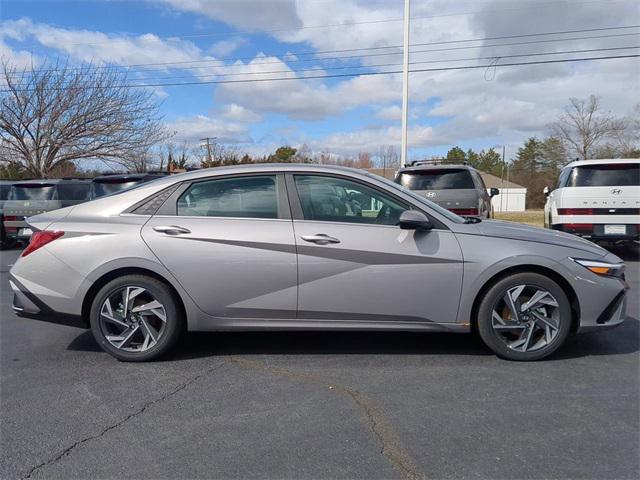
(544, 158), (639, 245)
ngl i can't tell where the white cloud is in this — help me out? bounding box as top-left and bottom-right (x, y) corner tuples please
(166, 114), (253, 144)
(209, 37), (247, 58)
(218, 103), (262, 122)
(0, 17), (215, 69)
(375, 105), (402, 121)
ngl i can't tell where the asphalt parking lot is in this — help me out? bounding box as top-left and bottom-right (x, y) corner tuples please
(1, 246), (638, 480)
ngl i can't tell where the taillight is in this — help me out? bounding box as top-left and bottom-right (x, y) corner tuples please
(4, 215), (17, 233)
(21, 231), (64, 257)
(558, 208), (594, 215)
(450, 208), (479, 216)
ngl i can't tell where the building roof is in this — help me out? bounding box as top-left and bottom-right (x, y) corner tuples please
(479, 171), (525, 189)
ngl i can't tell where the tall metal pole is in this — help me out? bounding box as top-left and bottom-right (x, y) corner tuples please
(400, 0), (410, 167)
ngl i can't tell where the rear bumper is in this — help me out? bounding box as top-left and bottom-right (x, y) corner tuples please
(10, 276), (88, 328)
(552, 223), (640, 243)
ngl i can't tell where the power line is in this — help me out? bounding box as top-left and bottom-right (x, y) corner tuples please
(109, 46), (640, 83)
(14, 24), (640, 75)
(14, 0), (630, 48)
(4, 54), (637, 93)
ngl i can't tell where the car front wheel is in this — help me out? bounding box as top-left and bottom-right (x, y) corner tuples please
(90, 275), (184, 362)
(477, 273), (572, 361)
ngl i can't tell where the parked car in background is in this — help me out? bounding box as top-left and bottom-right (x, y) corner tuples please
(544, 158), (640, 245)
(0, 180), (15, 249)
(9, 164), (626, 362)
(3, 179), (90, 242)
(87, 173), (169, 200)
(395, 162), (499, 219)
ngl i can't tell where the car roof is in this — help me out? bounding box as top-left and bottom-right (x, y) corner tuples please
(396, 163), (476, 173)
(91, 173), (166, 182)
(563, 158), (640, 169)
(146, 163), (375, 183)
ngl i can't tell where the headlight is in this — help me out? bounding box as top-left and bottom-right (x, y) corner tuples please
(571, 258), (626, 278)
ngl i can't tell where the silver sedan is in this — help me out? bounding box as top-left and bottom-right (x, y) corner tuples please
(9, 164), (628, 361)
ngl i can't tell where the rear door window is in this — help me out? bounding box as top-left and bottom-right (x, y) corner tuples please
(569, 164), (640, 187)
(397, 169), (475, 190)
(177, 175), (279, 219)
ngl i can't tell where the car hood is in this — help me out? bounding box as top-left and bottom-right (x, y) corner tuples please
(472, 220), (609, 257)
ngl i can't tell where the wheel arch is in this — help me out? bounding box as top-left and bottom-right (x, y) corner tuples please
(81, 267), (188, 327)
(470, 264), (581, 333)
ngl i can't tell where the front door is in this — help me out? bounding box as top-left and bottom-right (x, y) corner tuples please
(288, 174), (464, 325)
(142, 174), (297, 319)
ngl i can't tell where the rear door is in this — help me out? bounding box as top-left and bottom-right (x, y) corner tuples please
(288, 173), (464, 325)
(142, 173), (298, 319)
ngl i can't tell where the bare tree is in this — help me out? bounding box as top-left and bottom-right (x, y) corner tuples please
(550, 95), (627, 160)
(0, 59), (170, 177)
(377, 145), (400, 172)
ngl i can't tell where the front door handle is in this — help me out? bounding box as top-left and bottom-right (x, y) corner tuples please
(301, 233), (340, 245)
(153, 225), (191, 235)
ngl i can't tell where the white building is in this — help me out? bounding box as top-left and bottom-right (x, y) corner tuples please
(479, 172), (527, 212)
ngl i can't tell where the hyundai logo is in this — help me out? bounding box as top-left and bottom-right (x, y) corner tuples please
(611, 189), (622, 195)
(426, 192), (436, 198)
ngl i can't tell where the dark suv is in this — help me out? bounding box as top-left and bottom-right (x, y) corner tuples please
(3, 179), (91, 242)
(395, 163), (499, 218)
(87, 173), (169, 200)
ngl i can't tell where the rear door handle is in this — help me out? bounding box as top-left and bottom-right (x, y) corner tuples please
(153, 225), (191, 235)
(301, 234), (340, 245)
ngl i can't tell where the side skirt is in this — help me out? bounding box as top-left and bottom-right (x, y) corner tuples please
(190, 318), (471, 333)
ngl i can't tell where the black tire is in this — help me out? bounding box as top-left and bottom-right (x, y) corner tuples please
(90, 274), (185, 362)
(477, 272), (572, 361)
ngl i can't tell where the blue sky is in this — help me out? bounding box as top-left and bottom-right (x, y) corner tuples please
(1, 0), (638, 163)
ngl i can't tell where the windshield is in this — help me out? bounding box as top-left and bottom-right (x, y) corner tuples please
(91, 180), (141, 198)
(9, 185), (57, 201)
(569, 164), (640, 187)
(57, 183), (91, 201)
(366, 173), (466, 223)
(397, 169), (475, 190)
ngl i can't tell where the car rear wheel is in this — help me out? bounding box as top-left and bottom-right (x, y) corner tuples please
(90, 275), (184, 362)
(477, 273), (572, 361)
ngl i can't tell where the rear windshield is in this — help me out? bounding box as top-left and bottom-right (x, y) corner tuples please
(57, 183), (91, 201)
(568, 164), (640, 187)
(0, 184), (11, 200)
(9, 185), (57, 200)
(397, 169), (475, 190)
(91, 180), (141, 198)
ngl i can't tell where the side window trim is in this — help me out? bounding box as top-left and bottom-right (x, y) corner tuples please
(154, 173), (291, 219)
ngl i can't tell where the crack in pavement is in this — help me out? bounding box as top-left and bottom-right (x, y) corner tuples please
(21, 362), (226, 480)
(230, 357), (426, 480)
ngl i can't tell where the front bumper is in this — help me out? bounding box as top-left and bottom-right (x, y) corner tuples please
(577, 290), (627, 333)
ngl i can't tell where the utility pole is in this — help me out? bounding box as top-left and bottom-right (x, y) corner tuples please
(400, 0), (411, 167)
(200, 137), (216, 163)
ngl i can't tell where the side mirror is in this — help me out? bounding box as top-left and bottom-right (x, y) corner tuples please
(490, 187), (500, 197)
(399, 210), (433, 231)
(543, 186), (550, 197)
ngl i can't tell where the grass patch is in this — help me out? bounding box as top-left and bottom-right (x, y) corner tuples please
(494, 210), (545, 228)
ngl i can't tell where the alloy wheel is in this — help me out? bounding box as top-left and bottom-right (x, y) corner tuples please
(491, 284), (561, 353)
(99, 285), (167, 352)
